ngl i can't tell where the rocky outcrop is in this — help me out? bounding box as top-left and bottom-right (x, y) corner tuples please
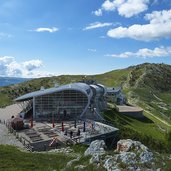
(116, 139), (154, 164)
(89, 154), (100, 164)
(116, 139), (148, 152)
(84, 140), (106, 156)
(85, 139), (159, 171)
(104, 139), (154, 171)
(84, 140), (106, 165)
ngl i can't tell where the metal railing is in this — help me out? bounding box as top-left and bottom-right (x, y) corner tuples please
(4, 121), (34, 152)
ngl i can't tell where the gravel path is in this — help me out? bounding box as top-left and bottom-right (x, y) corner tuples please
(0, 123), (24, 148)
(0, 104), (22, 122)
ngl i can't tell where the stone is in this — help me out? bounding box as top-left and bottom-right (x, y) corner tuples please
(49, 147), (73, 154)
(103, 157), (119, 171)
(139, 151), (153, 163)
(116, 139), (150, 154)
(89, 154), (100, 164)
(116, 139), (134, 152)
(136, 167), (141, 171)
(103, 139), (155, 170)
(127, 166), (135, 171)
(117, 152), (136, 164)
(66, 156), (80, 167)
(84, 140), (106, 156)
(74, 165), (86, 169)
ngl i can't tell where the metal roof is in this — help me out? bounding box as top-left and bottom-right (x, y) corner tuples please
(15, 82), (91, 102)
(90, 84), (103, 94)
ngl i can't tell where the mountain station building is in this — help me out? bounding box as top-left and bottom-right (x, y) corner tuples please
(15, 82), (125, 121)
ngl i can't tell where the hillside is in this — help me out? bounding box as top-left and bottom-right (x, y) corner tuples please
(0, 63), (170, 123)
(0, 77), (30, 87)
(0, 67), (131, 107)
(124, 63), (171, 123)
(125, 63), (171, 91)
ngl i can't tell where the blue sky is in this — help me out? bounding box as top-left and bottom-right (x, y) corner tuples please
(0, 0), (171, 77)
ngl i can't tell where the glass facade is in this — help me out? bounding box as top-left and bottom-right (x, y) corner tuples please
(34, 90), (88, 120)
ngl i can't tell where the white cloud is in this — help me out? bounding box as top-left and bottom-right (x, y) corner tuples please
(92, 9), (103, 16)
(7, 61), (22, 77)
(117, 0), (149, 18)
(0, 56), (14, 63)
(93, 0), (149, 18)
(32, 27), (59, 33)
(107, 9), (171, 41)
(83, 22), (113, 30)
(0, 56), (14, 76)
(145, 9), (171, 24)
(23, 60), (43, 71)
(27, 71), (55, 78)
(106, 46), (171, 58)
(102, 0), (119, 11)
(0, 56), (53, 78)
(88, 49), (97, 52)
(0, 32), (12, 39)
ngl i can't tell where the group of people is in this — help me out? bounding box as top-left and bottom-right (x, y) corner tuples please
(64, 128), (81, 138)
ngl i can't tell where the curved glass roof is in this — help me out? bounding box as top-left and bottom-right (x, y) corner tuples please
(15, 82), (91, 102)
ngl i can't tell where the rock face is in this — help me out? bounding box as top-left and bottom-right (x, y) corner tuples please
(116, 139), (134, 152)
(89, 154), (100, 164)
(104, 139), (154, 171)
(83, 139), (165, 171)
(84, 139), (158, 170)
(116, 139), (153, 164)
(84, 140), (106, 165)
(84, 140), (106, 156)
(116, 139), (148, 153)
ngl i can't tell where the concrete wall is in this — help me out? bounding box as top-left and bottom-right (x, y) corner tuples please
(120, 111), (144, 118)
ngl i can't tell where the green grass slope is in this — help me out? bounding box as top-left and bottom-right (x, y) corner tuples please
(125, 63), (171, 91)
(102, 108), (170, 152)
(0, 144), (105, 171)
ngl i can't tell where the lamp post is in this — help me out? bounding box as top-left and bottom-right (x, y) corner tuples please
(83, 121), (86, 132)
(30, 117), (33, 128)
(52, 112), (55, 128)
(74, 120), (76, 128)
(62, 121), (64, 132)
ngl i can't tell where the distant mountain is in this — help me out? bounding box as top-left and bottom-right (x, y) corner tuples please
(0, 77), (30, 87)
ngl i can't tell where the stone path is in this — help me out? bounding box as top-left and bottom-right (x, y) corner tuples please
(0, 123), (24, 148)
(0, 104), (22, 121)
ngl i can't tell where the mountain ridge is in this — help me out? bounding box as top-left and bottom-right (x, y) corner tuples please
(125, 63), (171, 91)
(0, 63), (170, 122)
